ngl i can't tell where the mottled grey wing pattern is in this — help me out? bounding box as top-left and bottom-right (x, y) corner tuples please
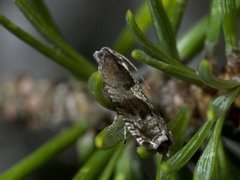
(93, 47), (172, 154)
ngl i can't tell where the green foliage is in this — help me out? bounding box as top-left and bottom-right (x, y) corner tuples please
(148, 0), (179, 58)
(88, 72), (114, 110)
(169, 107), (191, 153)
(221, 0), (238, 53)
(113, 144), (133, 180)
(197, 60), (239, 89)
(205, 0), (222, 54)
(113, 2), (151, 54)
(98, 145), (125, 180)
(193, 88), (240, 179)
(177, 16), (208, 62)
(73, 148), (116, 180)
(95, 119), (125, 149)
(131, 49), (203, 85)
(1, 0), (240, 179)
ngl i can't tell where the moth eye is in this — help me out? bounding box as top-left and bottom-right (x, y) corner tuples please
(94, 51), (104, 61)
(157, 139), (172, 154)
(97, 52), (104, 59)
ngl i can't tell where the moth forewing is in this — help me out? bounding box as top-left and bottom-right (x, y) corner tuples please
(94, 47), (172, 155)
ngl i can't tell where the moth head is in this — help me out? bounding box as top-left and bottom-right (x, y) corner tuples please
(153, 131), (172, 156)
(93, 47), (135, 71)
(93, 47), (110, 63)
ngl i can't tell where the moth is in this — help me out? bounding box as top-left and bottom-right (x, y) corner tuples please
(93, 47), (172, 154)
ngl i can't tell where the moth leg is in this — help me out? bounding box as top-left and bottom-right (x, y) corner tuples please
(109, 114), (119, 131)
(123, 125), (127, 144)
(112, 114), (118, 125)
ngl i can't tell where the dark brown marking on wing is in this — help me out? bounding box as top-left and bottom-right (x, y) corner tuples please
(95, 48), (135, 90)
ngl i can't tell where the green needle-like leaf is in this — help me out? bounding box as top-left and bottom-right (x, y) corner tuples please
(156, 107), (191, 179)
(204, 0), (222, 56)
(15, 0), (96, 73)
(161, 87), (240, 174)
(137, 146), (157, 159)
(88, 72), (114, 110)
(156, 154), (163, 180)
(114, 144), (133, 180)
(197, 60), (239, 89)
(194, 87), (240, 180)
(132, 49), (203, 85)
(156, 154), (177, 180)
(237, 0), (240, 12)
(73, 148), (116, 180)
(114, 0), (188, 55)
(161, 118), (214, 174)
(177, 16), (208, 62)
(194, 118), (223, 180)
(99, 145), (124, 180)
(0, 122), (87, 180)
(18, 0), (62, 35)
(216, 141), (238, 180)
(211, 88), (240, 115)
(169, 107), (191, 153)
(148, 0), (179, 58)
(113, 2), (151, 54)
(126, 10), (181, 66)
(76, 131), (95, 164)
(0, 14), (95, 80)
(131, 158), (148, 180)
(221, 0), (238, 53)
(163, 0), (188, 33)
(95, 119), (125, 149)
